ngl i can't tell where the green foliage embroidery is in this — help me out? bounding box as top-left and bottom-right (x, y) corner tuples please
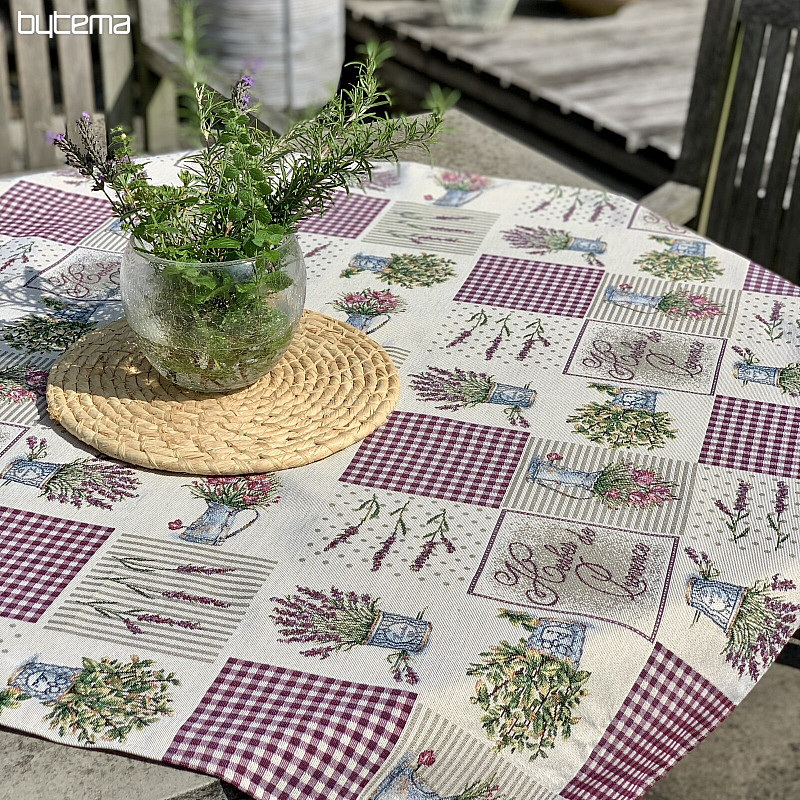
(467, 611), (590, 760)
(41, 656), (179, 744)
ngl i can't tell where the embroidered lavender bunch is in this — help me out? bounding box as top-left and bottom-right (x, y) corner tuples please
(410, 366), (531, 427)
(685, 548), (800, 681)
(19, 436), (139, 509)
(186, 474), (280, 510)
(0, 364), (48, 402)
(270, 586), (427, 684)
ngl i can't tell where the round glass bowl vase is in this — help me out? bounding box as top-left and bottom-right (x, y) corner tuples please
(439, 0), (519, 30)
(120, 235), (306, 393)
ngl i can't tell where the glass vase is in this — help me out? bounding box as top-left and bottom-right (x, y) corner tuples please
(120, 236), (306, 393)
(439, 0), (519, 30)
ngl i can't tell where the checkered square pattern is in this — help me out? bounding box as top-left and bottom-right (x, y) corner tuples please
(453, 254), (604, 316)
(700, 395), (800, 479)
(561, 643), (734, 800)
(0, 505), (113, 623)
(340, 411), (529, 507)
(0, 182), (113, 245)
(743, 261), (800, 296)
(297, 192), (389, 238)
(164, 659), (415, 800)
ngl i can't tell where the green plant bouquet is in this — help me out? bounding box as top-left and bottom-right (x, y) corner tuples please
(52, 44), (446, 391)
(341, 252), (457, 288)
(468, 610), (590, 760)
(567, 383), (677, 449)
(1, 297), (97, 354)
(633, 236), (723, 282)
(0, 655), (178, 744)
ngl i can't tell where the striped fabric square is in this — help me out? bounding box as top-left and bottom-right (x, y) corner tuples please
(700, 395), (800, 479)
(164, 659), (415, 800)
(453, 254), (604, 316)
(0, 505), (113, 623)
(0, 182), (113, 245)
(297, 192), (389, 238)
(339, 411), (529, 508)
(743, 262), (800, 296)
(561, 643), (734, 800)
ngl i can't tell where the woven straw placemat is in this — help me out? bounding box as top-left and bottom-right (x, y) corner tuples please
(46, 311), (400, 475)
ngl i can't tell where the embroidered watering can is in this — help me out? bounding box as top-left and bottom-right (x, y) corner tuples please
(348, 254), (390, 273)
(180, 500), (260, 545)
(486, 383), (536, 407)
(686, 576), (747, 634)
(527, 456), (601, 497)
(668, 239), (707, 257)
(363, 613), (431, 652)
(1, 457), (64, 489)
(733, 362), (782, 386)
(610, 388), (659, 412)
(433, 188), (483, 207)
(526, 618), (587, 667)
(603, 286), (663, 311)
(564, 236), (606, 255)
(373, 757), (460, 800)
(344, 312), (393, 334)
(8, 656), (81, 702)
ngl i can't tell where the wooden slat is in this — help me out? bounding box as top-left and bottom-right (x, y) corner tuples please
(751, 33), (800, 268)
(137, 0), (180, 152)
(10, 0), (56, 169)
(740, 0), (800, 28)
(0, 19), (14, 174)
(52, 0), (96, 138)
(96, 0), (135, 133)
(706, 22), (765, 244)
(665, 0), (740, 186)
(727, 25), (792, 254)
(774, 154), (800, 281)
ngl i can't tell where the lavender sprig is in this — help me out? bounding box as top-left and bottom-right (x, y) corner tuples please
(485, 314), (512, 361)
(768, 481), (790, 550)
(715, 481), (751, 541)
(411, 509), (455, 572)
(755, 301), (784, 341)
(324, 493), (380, 551)
(516, 318), (550, 361)
(447, 308), (488, 348)
(372, 500), (410, 572)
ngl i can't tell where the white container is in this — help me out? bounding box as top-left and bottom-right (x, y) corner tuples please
(199, 0), (345, 111)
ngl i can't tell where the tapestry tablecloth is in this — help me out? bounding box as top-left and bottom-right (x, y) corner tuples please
(0, 156), (799, 800)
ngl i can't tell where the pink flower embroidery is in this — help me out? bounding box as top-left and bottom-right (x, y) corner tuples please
(168, 519), (183, 530)
(665, 307), (681, 315)
(604, 488), (621, 500)
(688, 295), (708, 306)
(417, 750), (436, 766)
(628, 491), (650, 507)
(685, 308), (702, 319)
(546, 452), (562, 462)
(424, 194), (433, 201)
(619, 283), (633, 290)
(631, 468), (655, 487)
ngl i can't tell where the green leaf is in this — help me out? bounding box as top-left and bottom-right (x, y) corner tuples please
(203, 237), (240, 249)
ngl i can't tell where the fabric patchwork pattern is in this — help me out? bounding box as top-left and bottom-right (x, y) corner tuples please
(561, 643), (734, 800)
(297, 192), (389, 238)
(340, 411), (529, 508)
(743, 261), (800, 296)
(700, 395), (800, 479)
(453, 254), (604, 316)
(164, 659), (415, 800)
(0, 506), (113, 623)
(0, 182), (113, 245)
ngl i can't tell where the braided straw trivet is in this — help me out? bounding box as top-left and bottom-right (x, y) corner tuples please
(46, 311), (400, 475)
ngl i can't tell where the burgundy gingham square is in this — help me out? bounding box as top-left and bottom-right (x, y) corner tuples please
(0, 182), (113, 245)
(453, 254), (604, 316)
(743, 261), (800, 296)
(297, 192), (389, 238)
(164, 659), (415, 800)
(340, 411), (529, 507)
(0, 505), (113, 623)
(700, 395), (800, 479)
(561, 643), (734, 800)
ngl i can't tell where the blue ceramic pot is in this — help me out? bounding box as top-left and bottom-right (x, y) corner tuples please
(364, 613), (431, 652)
(526, 619), (586, 666)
